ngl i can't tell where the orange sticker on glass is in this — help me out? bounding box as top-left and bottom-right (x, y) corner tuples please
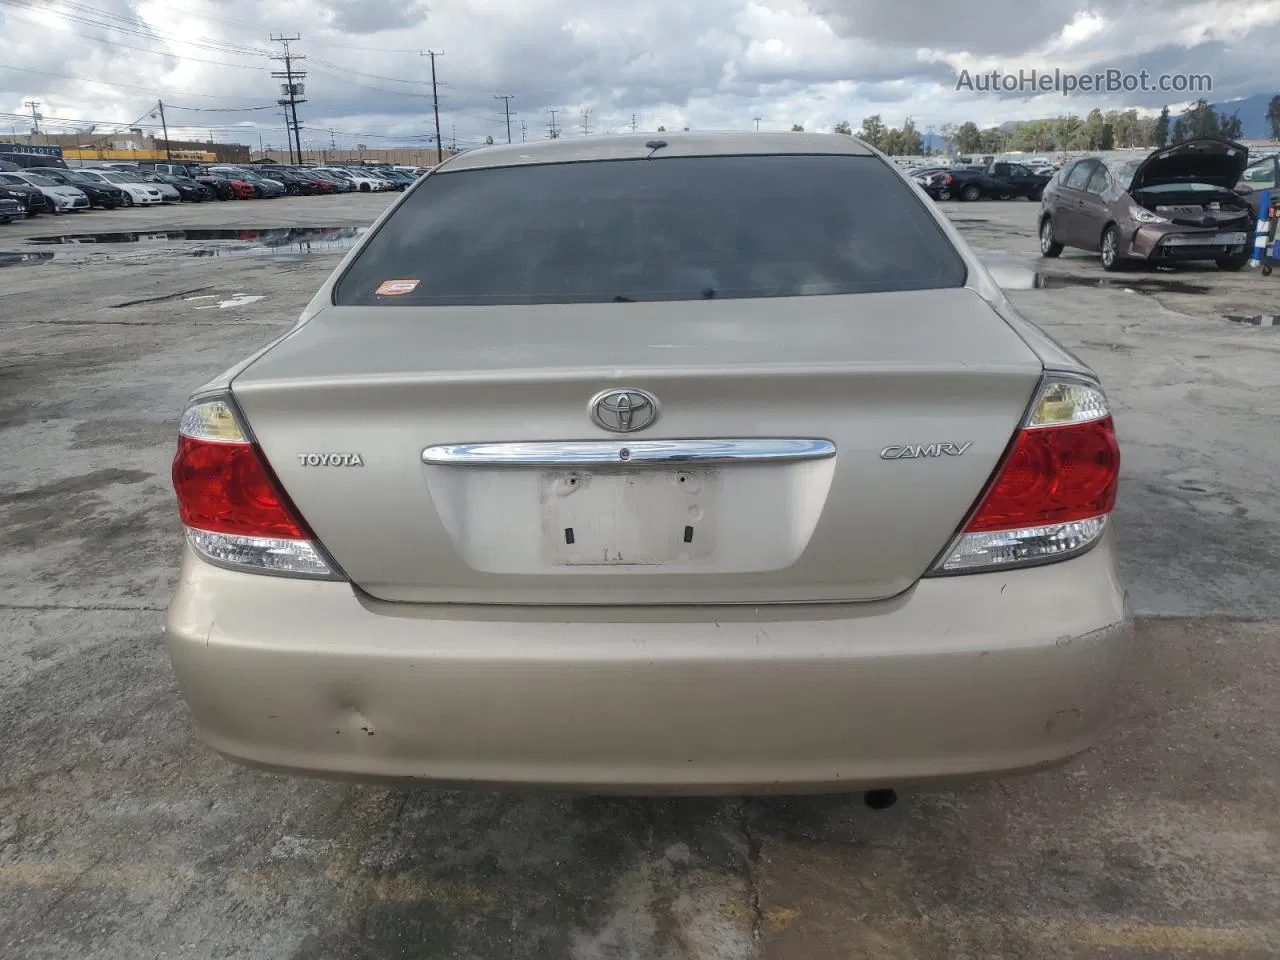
(376, 279), (420, 296)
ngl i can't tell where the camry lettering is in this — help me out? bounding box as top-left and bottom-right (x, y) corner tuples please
(297, 453), (365, 466)
(880, 442), (973, 460)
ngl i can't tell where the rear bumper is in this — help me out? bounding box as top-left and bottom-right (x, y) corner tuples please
(165, 535), (1132, 793)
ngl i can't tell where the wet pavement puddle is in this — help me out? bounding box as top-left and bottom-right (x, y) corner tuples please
(1, 226), (366, 266)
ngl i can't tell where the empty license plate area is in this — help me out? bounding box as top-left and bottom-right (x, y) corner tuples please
(539, 467), (720, 565)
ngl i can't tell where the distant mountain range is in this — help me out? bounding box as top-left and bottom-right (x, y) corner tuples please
(1210, 94), (1276, 140)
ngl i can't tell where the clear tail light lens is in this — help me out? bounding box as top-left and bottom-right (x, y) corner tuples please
(932, 377), (1119, 574)
(172, 396), (339, 579)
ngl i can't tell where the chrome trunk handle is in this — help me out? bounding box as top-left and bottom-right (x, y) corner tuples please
(422, 438), (836, 466)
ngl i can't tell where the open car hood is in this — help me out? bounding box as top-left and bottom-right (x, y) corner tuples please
(1129, 137), (1249, 191)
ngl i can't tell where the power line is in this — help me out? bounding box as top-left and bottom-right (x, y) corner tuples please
(29, 0), (425, 54)
(308, 57), (431, 86)
(0, 111), (266, 130)
(165, 104), (278, 113)
(494, 94), (514, 144)
(0, 3), (273, 70)
(302, 64), (431, 99)
(0, 62), (263, 98)
(0, 0), (269, 57)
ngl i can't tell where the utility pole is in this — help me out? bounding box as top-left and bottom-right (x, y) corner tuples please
(630, 114), (638, 132)
(494, 94), (514, 144)
(270, 35), (307, 165)
(580, 109), (591, 136)
(753, 117), (762, 132)
(520, 118), (527, 142)
(279, 109), (293, 163)
(156, 100), (172, 160)
(24, 100), (41, 134)
(421, 50), (443, 163)
(547, 109), (560, 139)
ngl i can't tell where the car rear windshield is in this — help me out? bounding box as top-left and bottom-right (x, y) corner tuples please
(333, 154), (966, 306)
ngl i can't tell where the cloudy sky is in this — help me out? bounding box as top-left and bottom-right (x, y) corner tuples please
(2, 0), (1279, 152)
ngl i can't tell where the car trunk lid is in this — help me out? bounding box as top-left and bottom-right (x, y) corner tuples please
(229, 288), (1042, 605)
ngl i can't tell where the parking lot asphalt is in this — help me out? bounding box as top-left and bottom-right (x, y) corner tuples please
(1, 196), (1277, 959)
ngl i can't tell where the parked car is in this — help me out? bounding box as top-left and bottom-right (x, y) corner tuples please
(293, 171), (339, 193)
(0, 197), (23, 223)
(258, 168), (320, 195)
(137, 161), (208, 180)
(366, 168), (409, 190)
(165, 132), (1129, 793)
(211, 167), (287, 198)
(1039, 137), (1253, 271)
(909, 166), (955, 198)
(155, 174), (214, 202)
(311, 171), (354, 193)
(380, 170), (416, 189)
(130, 171), (184, 202)
(0, 150), (68, 170)
(194, 174), (237, 201)
(313, 166), (386, 192)
(1233, 155), (1278, 219)
(28, 167), (128, 209)
(74, 169), (165, 206)
(0, 172), (89, 213)
(0, 180), (52, 215)
(205, 171), (258, 199)
(923, 161), (1052, 202)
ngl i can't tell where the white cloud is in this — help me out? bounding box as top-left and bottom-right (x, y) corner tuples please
(2, 0), (1279, 149)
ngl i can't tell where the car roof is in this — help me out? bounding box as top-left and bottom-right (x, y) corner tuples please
(439, 131), (875, 173)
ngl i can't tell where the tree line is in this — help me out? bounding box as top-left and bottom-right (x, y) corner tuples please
(819, 95), (1280, 155)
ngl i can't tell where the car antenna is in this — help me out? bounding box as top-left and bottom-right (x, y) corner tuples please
(645, 139), (668, 159)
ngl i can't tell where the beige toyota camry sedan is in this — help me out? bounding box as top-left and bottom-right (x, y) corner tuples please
(166, 132), (1131, 794)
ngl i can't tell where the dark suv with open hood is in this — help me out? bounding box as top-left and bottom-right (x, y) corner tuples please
(1038, 138), (1253, 271)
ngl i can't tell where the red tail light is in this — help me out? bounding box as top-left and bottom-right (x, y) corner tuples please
(173, 435), (311, 539)
(932, 378), (1119, 574)
(963, 416), (1119, 532)
(172, 397), (336, 578)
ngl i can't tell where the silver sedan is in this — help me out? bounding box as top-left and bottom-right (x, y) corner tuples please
(166, 132), (1131, 793)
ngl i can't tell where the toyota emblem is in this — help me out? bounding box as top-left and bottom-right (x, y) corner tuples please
(589, 388), (659, 433)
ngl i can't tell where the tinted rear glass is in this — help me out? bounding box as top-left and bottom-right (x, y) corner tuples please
(334, 155), (966, 306)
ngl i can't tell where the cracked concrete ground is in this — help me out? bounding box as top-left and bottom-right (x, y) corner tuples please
(1, 196), (1277, 959)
